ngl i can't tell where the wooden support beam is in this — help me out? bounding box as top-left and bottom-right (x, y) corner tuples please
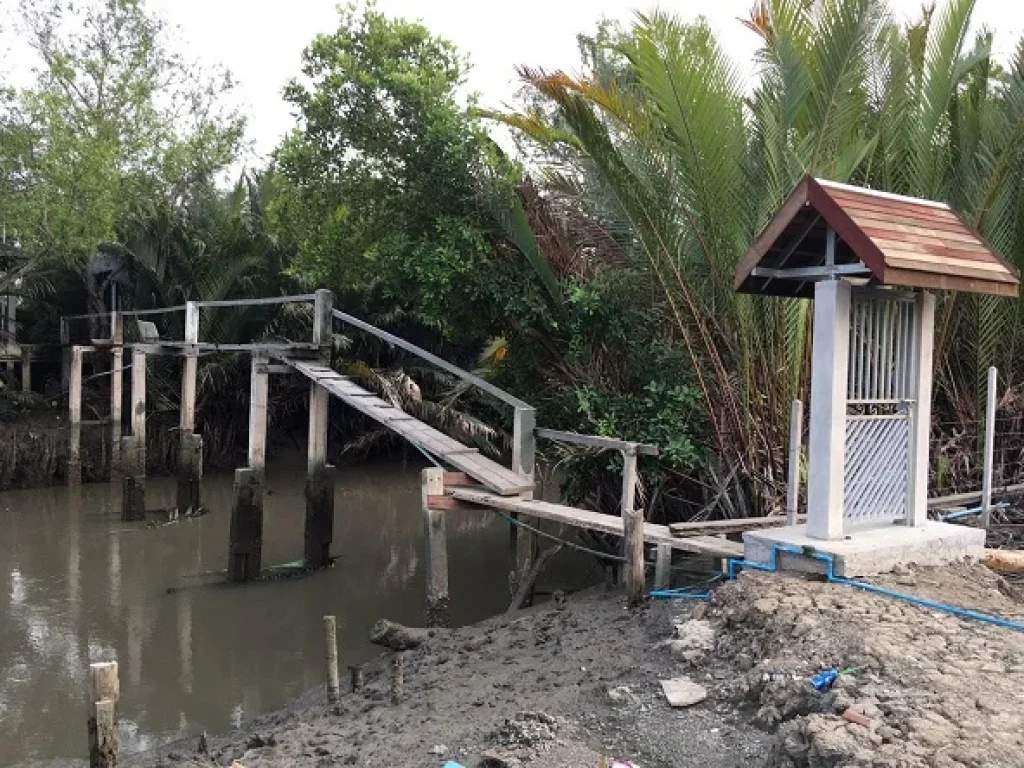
(422, 467), (450, 628)
(442, 472), (477, 487)
(228, 467), (264, 582)
(248, 353), (269, 475)
(313, 289), (333, 347)
(621, 449), (645, 607)
(304, 464), (335, 569)
(324, 615), (340, 708)
(68, 346), (83, 486)
(426, 494), (478, 512)
(509, 513), (536, 607)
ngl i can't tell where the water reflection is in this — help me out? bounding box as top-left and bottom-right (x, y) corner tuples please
(0, 458), (561, 765)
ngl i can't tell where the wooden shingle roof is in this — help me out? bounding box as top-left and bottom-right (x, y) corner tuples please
(735, 176), (1019, 298)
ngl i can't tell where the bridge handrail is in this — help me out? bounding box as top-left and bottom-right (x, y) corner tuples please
(535, 428), (659, 456)
(195, 294), (317, 308)
(331, 308), (532, 410)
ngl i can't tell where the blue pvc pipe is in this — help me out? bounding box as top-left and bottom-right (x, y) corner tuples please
(729, 544), (1024, 634)
(649, 588), (712, 601)
(941, 501), (1008, 522)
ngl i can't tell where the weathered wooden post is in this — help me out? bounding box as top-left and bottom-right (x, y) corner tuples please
(422, 467), (450, 627)
(109, 313), (124, 481)
(390, 653), (405, 705)
(177, 301), (203, 515)
(323, 615), (340, 707)
(304, 289), (335, 569)
(621, 447), (645, 608)
(509, 405), (537, 602)
(20, 347), (31, 392)
(227, 353), (268, 582)
(86, 660), (119, 767)
(68, 346), (84, 486)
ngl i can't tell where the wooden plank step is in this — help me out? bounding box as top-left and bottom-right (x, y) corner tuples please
(450, 489), (743, 558)
(285, 355), (531, 496)
(670, 515), (806, 538)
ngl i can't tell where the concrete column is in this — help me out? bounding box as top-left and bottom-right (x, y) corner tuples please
(303, 380), (334, 569)
(131, 348), (147, 471)
(68, 346), (83, 486)
(177, 302), (202, 514)
(247, 354), (269, 476)
(906, 291), (935, 528)
(422, 467), (450, 627)
(228, 468), (263, 582)
(806, 279), (851, 540)
(109, 313), (123, 481)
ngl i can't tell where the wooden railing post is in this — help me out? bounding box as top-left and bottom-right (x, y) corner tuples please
(87, 661), (119, 766)
(621, 447), (644, 608)
(68, 346), (83, 486)
(512, 406), (536, 481)
(177, 301), (203, 516)
(20, 347), (31, 392)
(60, 317), (71, 391)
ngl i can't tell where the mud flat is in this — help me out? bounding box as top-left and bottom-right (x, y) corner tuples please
(140, 562), (1024, 768)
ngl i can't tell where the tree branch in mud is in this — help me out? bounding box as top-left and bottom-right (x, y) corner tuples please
(508, 544), (564, 613)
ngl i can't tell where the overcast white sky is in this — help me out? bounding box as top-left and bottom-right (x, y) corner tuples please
(10, 0), (1024, 164)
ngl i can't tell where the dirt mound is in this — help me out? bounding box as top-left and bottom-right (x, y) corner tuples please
(701, 565), (1024, 767)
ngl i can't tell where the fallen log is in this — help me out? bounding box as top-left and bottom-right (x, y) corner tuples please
(982, 549), (1024, 574)
(370, 619), (439, 651)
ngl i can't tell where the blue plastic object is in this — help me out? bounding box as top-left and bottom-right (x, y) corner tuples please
(443, 762), (466, 768)
(811, 669), (839, 691)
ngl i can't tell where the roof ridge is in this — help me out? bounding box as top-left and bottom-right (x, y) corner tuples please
(814, 178), (951, 211)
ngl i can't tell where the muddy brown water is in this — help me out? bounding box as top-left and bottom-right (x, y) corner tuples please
(0, 458), (593, 766)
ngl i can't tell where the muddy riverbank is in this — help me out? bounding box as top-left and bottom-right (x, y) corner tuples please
(138, 562), (1024, 768)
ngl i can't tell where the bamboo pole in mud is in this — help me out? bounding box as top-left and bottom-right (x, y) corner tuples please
(120, 437), (145, 521)
(349, 664), (363, 692)
(324, 615), (340, 706)
(68, 346), (84, 486)
(87, 661), (119, 766)
(621, 448), (644, 608)
(109, 313), (124, 481)
(422, 468), (450, 628)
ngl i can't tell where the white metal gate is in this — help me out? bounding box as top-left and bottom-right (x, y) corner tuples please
(843, 290), (917, 523)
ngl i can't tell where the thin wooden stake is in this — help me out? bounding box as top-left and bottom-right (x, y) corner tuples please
(422, 468), (450, 628)
(981, 366), (997, 529)
(349, 665), (363, 693)
(390, 652), (405, 705)
(323, 615), (340, 706)
(786, 399), (803, 527)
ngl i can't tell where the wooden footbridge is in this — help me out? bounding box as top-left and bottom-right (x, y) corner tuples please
(58, 290), (740, 617)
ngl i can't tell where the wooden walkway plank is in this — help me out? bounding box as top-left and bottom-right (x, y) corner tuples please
(450, 489), (744, 558)
(670, 515), (807, 538)
(285, 357), (532, 496)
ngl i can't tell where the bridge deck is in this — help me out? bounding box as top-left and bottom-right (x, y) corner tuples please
(285, 358), (533, 496)
(450, 488), (744, 559)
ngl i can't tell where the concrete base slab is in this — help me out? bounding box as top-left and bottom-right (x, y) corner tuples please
(742, 521), (986, 578)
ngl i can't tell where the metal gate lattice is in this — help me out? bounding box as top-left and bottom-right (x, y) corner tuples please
(843, 416), (910, 522)
(843, 290), (917, 524)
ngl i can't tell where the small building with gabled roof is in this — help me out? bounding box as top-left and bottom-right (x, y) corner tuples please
(738, 176), (1016, 576)
(735, 175), (1019, 299)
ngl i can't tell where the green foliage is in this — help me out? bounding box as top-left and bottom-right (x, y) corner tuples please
(273, 3), (501, 338)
